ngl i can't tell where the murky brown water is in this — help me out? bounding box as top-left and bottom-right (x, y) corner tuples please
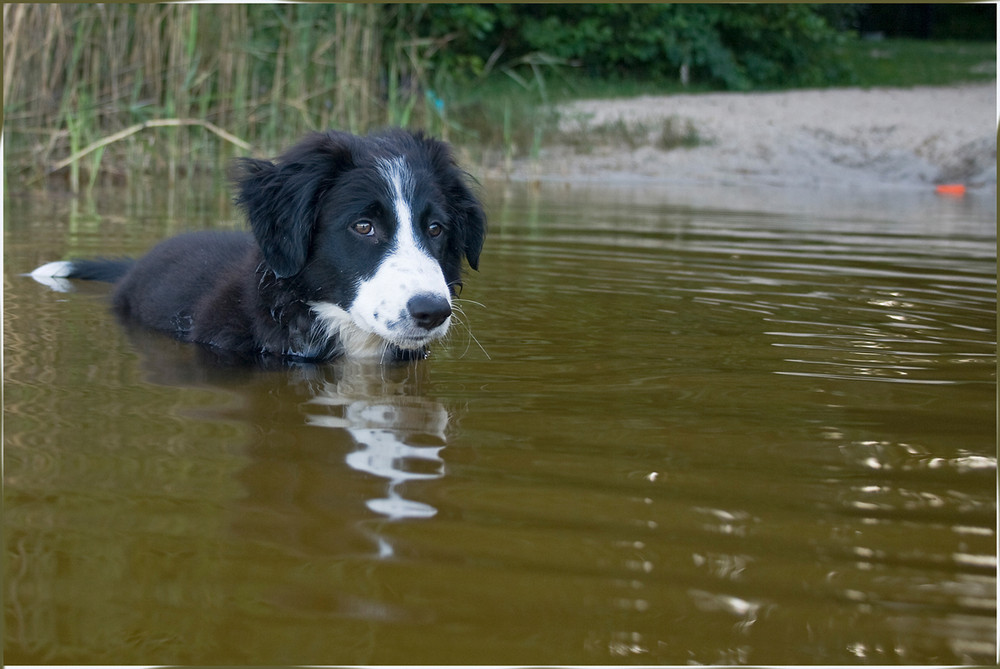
(4, 178), (996, 664)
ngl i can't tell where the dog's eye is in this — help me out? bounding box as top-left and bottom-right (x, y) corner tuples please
(427, 221), (444, 238)
(352, 220), (374, 237)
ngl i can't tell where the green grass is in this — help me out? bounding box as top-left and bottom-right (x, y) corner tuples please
(835, 38), (996, 88)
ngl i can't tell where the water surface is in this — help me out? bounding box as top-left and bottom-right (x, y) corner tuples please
(4, 179), (996, 664)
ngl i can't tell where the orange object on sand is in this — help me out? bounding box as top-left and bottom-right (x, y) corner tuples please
(935, 184), (966, 196)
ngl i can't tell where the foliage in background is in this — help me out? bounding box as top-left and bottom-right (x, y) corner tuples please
(2, 3), (996, 190)
(446, 4), (857, 90)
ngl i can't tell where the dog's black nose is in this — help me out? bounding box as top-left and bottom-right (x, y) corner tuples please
(407, 294), (452, 330)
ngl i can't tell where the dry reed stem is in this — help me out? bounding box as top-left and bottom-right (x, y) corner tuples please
(46, 119), (252, 175)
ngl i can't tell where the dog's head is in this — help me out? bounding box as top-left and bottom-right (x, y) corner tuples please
(232, 129), (486, 359)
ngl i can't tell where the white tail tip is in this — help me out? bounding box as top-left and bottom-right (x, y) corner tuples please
(29, 261), (75, 292)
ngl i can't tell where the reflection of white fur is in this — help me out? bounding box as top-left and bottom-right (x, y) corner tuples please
(345, 429), (444, 519)
(305, 384), (449, 522)
(343, 399), (448, 520)
(29, 261), (76, 292)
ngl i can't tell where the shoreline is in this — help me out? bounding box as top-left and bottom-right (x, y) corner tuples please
(484, 82), (997, 192)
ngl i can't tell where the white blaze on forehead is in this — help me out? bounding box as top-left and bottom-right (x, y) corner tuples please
(377, 156), (416, 237)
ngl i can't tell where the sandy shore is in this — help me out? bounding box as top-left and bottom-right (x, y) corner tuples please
(490, 83), (997, 191)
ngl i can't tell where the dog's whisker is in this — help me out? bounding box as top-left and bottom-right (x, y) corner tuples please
(445, 307), (490, 360)
(453, 297), (488, 311)
(466, 329), (491, 360)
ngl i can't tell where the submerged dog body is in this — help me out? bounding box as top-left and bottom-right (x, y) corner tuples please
(32, 129), (486, 362)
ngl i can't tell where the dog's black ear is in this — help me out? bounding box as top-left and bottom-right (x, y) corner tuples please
(458, 194), (487, 271)
(421, 135), (487, 271)
(231, 132), (355, 278)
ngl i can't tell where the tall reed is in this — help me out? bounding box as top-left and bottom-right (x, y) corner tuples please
(2, 4), (444, 188)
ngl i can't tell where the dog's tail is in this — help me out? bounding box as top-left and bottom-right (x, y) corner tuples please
(29, 258), (134, 292)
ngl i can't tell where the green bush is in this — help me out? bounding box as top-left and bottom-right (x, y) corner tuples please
(416, 3), (854, 91)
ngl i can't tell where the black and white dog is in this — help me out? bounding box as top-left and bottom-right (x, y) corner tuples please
(31, 129), (486, 363)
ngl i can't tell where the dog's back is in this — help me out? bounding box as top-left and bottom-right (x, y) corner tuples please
(111, 230), (257, 339)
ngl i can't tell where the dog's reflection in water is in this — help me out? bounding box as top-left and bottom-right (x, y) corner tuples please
(299, 361), (450, 559)
(303, 364), (449, 520)
(123, 325), (452, 560)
